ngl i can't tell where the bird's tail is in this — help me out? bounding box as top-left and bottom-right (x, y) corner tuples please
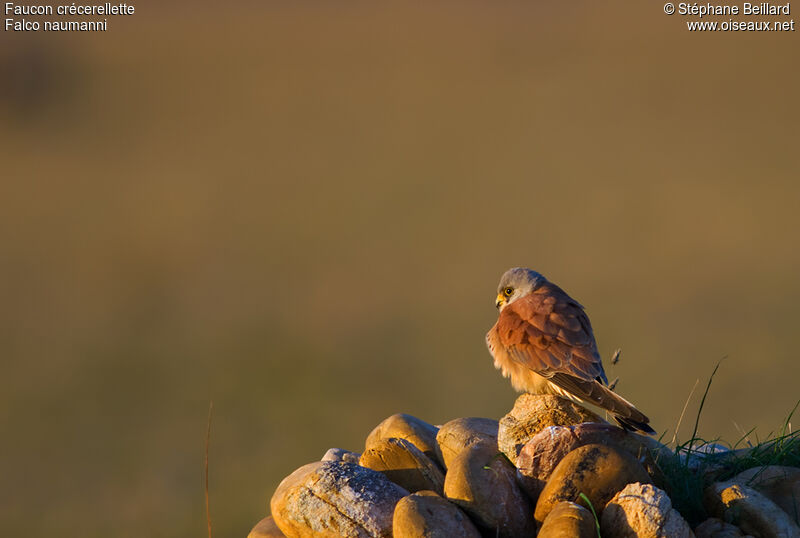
(547, 373), (656, 435)
(612, 415), (656, 435)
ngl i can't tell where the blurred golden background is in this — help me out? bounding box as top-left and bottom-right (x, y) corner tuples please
(1, 2), (798, 536)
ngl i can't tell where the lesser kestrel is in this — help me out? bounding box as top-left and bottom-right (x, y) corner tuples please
(486, 267), (655, 434)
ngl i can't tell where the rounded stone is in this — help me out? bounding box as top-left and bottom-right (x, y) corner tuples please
(247, 515), (285, 538)
(534, 443), (652, 526)
(270, 461), (408, 537)
(704, 480), (800, 537)
(359, 437), (445, 495)
(366, 413), (441, 466)
(694, 517), (747, 537)
(601, 482), (693, 538)
(498, 393), (604, 466)
(392, 490), (482, 538)
(516, 422), (667, 500)
(443, 440), (535, 537)
(321, 447), (360, 464)
(731, 465), (800, 521)
(537, 501), (597, 538)
(435, 417), (499, 470)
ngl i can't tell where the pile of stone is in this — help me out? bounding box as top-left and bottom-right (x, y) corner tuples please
(248, 394), (800, 537)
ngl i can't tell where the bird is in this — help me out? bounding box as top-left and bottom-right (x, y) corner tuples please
(486, 267), (655, 435)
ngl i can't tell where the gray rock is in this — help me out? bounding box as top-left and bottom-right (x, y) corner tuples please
(270, 461), (408, 537)
(694, 517), (748, 537)
(704, 479), (800, 537)
(731, 466), (800, 524)
(679, 443), (732, 474)
(321, 447), (360, 464)
(601, 482), (694, 538)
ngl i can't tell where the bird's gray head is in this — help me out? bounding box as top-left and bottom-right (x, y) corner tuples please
(495, 267), (545, 310)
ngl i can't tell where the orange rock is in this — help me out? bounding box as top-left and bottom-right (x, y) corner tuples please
(498, 393), (604, 466)
(247, 515), (285, 537)
(534, 443), (651, 526)
(435, 417), (498, 470)
(366, 413), (441, 466)
(360, 437), (445, 494)
(443, 441), (535, 537)
(393, 490), (481, 538)
(538, 501), (597, 538)
(517, 422), (666, 500)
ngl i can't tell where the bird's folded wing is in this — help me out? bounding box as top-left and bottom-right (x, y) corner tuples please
(494, 284), (607, 383)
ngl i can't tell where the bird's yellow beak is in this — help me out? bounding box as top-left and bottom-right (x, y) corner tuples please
(495, 293), (505, 309)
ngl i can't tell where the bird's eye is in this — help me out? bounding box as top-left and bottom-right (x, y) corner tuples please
(504, 287), (514, 296)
